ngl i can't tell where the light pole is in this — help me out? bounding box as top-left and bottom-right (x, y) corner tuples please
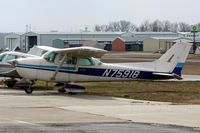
(191, 25), (198, 54)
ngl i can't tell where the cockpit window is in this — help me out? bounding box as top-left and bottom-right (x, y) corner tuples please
(0, 53), (6, 62)
(44, 51), (58, 63)
(59, 55), (77, 65)
(79, 58), (94, 66)
(95, 59), (102, 65)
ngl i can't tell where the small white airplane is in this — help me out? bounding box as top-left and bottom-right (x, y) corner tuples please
(0, 46), (58, 92)
(10, 42), (192, 94)
(0, 51), (36, 87)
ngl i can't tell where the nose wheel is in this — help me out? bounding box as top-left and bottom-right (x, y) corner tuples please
(17, 79), (35, 94)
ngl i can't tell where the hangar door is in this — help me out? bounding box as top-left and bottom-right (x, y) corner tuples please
(28, 36), (37, 50)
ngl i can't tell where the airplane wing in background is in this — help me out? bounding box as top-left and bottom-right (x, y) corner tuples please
(0, 69), (21, 78)
(28, 45), (59, 56)
(54, 46), (107, 58)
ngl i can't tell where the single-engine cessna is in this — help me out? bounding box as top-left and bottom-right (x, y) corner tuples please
(11, 42), (192, 94)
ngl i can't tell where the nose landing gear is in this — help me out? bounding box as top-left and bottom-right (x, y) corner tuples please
(16, 79), (35, 94)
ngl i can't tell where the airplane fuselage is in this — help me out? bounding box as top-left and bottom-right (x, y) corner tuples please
(15, 57), (173, 83)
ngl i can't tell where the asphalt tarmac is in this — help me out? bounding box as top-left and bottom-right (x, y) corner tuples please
(0, 86), (200, 133)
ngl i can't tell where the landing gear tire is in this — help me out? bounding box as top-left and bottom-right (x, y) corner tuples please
(24, 86), (33, 94)
(68, 92), (77, 95)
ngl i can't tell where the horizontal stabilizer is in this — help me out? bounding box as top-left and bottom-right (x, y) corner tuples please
(152, 73), (182, 80)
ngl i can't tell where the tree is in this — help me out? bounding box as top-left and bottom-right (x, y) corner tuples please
(139, 20), (151, 32)
(119, 20), (131, 32)
(93, 20), (136, 32)
(178, 22), (191, 32)
(108, 22), (120, 32)
(163, 20), (171, 32)
(94, 19), (194, 32)
(170, 22), (179, 32)
(94, 25), (101, 32)
(150, 20), (163, 32)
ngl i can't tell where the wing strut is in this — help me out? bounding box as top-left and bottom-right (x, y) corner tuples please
(50, 53), (67, 81)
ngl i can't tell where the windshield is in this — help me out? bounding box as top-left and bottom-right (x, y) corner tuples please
(0, 53), (6, 62)
(43, 51), (57, 62)
(95, 58), (102, 65)
(79, 58), (94, 66)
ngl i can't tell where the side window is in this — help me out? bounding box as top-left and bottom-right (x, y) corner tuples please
(6, 55), (17, 61)
(0, 53), (6, 62)
(59, 55), (77, 65)
(16, 55), (21, 59)
(66, 56), (77, 65)
(44, 51), (57, 63)
(79, 58), (94, 66)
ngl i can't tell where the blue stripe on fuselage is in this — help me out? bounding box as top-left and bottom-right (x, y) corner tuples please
(17, 64), (76, 71)
(16, 64), (174, 80)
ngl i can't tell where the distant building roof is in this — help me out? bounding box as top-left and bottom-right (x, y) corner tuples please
(122, 32), (179, 36)
(7, 32), (25, 35)
(149, 37), (180, 40)
(24, 31), (123, 35)
(119, 36), (148, 42)
(55, 38), (114, 42)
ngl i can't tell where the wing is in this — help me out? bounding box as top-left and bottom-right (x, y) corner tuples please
(54, 46), (107, 58)
(36, 46), (60, 51)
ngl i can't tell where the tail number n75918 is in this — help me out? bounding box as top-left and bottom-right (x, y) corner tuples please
(102, 69), (140, 79)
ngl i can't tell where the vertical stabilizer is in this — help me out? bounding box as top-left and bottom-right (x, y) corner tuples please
(154, 42), (192, 76)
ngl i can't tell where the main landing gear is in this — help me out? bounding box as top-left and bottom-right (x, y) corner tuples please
(55, 83), (86, 94)
(20, 86), (33, 94)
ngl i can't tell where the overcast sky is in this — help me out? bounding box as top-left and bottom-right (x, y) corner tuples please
(0, 0), (199, 32)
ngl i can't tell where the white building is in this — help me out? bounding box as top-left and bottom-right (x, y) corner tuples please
(5, 32), (24, 50)
(5, 31), (197, 52)
(5, 32), (121, 50)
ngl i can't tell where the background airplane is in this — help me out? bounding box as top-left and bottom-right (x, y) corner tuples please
(11, 42), (192, 94)
(0, 46), (58, 92)
(0, 51), (36, 87)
